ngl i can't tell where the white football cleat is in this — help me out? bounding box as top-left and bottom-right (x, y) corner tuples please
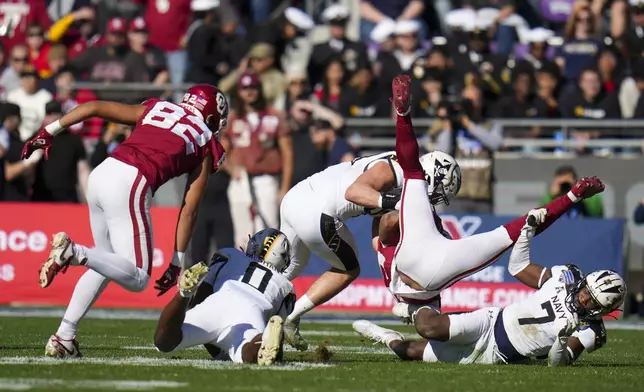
(353, 320), (405, 347)
(258, 315), (284, 366)
(283, 318), (308, 352)
(45, 334), (82, 358)
(178, 262), (210, 298)
(39, 232), (76, 288)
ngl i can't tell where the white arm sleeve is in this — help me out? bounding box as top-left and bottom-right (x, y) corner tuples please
(548, 337), (572, 367)
(508, 227), (531, 276)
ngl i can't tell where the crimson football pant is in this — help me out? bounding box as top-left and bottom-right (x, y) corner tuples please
(56, 158), (152, 340)
(393, 113), (574, 290)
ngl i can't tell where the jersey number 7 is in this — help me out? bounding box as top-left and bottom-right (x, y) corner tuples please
(142, 102), (212, 155)
(518, 301), (556, 325)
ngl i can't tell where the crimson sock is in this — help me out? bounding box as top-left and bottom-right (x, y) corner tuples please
(395, 114), (424, 180)
(503, 194), (574, 242)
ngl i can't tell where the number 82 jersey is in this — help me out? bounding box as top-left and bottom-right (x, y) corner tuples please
(112, 99), (221, 193)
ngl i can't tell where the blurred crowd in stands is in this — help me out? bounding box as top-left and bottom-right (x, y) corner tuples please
(1, 0), (643, 230)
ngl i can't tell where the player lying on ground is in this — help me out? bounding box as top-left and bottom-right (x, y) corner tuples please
(21, 85), (229, 357)
(377, 74), (604, 340)
(279, 148), (450, 348)
(355, 208), (627, 365)
(154, 228), (294, 365)
(372, 171), (605, 338)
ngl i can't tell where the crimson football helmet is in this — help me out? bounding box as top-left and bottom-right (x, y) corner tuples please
(180, 84), (229, 134)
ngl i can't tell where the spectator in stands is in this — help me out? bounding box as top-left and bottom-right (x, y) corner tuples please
(560, 67), (621, 150)
(310, 118), (355, 166)
(359, 0), (426, 42)
(377, 20), (425, 93)
(339, 67), (391, 118)
(288, 99), (346, 185)
(534, 61), (563, 118)
(413, 67), (445, 118)
(434, 83), (502, 213)
(219, 43), (286, 106)
(451, 16), (509, 103)
(244, 7), (314, 71)
(588, 0), (627, 39)
(38, 44), (69, 94)
(190, 170), (235, 266)
(631, 64), (644, 117)
(308, 4), (369, 87)
(0, 0), (51, 52)
(622, 0), (644, 63)
(634, 198), (644, 224)
(90, 123), (131, 168)
(46, 7), (98, 60)
(31, 100), (89, 203)
(185, 0), (242, 86)
(222, 73), (293, 248)
(127, 17), (169, 86)
(457, 0), (520, 57)
(0, 103), (9, 200)
(597, 46), (622, 94)
(0, 45), (28, 98)
(0, 42), (5, 72)
(6, 64), (53, 141)
(275, 67), (309, 113)
(145, 0), (191, 102)
(313, 57), (346, 112)
(541, 165), (604, 218)
(368, 19), (396, 64)
(491, 66), (541, 118)
(1, 102), (39, 201)
(516, 28), (558, 75)
(25, 23), (52, 78)
(557, 3), (601, 85)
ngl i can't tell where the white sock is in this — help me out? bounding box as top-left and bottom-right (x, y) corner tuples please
(76, 245), (148, 292)
(56, 270), (109, 340)
(287, 295), (315, 322)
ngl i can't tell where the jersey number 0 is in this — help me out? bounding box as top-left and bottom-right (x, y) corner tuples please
(142, 102), (212, 155)
(241, 263), (273, 294)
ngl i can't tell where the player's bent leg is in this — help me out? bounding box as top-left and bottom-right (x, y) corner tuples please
(285, 215), (360, 351)
(390, 340), (429, 361)
(394, 179), (445, 289)
(414, 307), (450, 341)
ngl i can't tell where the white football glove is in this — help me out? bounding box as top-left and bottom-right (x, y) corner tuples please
(523, 208), (547, 237)
(557, 312), (580, 338)
(392, 302), (412, 324)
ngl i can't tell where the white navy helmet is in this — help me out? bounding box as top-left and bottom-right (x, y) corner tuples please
(567, 270), (627, 319)
(245, 228), (291, 273)
(419, 151), (462, 205)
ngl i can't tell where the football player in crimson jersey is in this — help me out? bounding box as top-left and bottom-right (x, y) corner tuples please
(368, 75), (605, 341)
(355, 208), (627, 366)
(21, 84), (229, 358)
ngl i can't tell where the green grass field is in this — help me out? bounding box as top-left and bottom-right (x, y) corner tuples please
(1, 315), (643, 391)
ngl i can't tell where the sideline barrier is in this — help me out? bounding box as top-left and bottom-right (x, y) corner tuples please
(0, 204), (624, 313)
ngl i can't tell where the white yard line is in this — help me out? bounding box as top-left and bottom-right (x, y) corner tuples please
(0, 356), (335, 371)
(0, 378), (186, 391)
(121, 345), (393, 355)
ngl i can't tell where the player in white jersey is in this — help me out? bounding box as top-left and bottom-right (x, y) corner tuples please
(279, 149), (411, 350)
(372, 74), (605, 342)
(154, 229), (294, 365)
(354, 209), (627, 365)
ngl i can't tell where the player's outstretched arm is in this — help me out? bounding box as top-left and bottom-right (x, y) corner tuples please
(508, 208), (552, 289)
(345, 162), (397, 209)
(22, 101), (146, 160)
(54, 101), (145, 134)
(175, 155), (212, 261)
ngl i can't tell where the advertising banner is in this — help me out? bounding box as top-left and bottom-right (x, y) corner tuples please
(0, 204), (625, 314)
